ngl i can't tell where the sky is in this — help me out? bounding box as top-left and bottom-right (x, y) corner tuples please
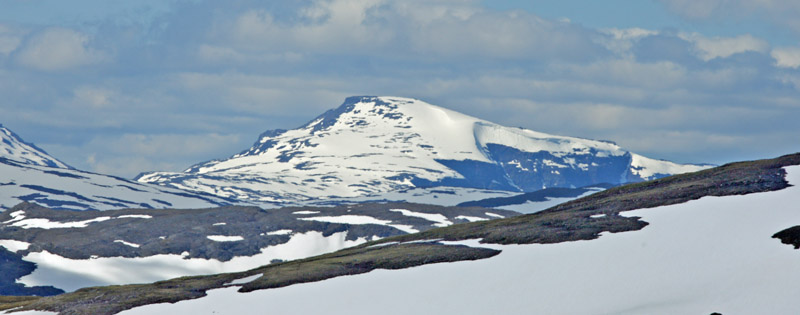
(1, 0), (799, 178)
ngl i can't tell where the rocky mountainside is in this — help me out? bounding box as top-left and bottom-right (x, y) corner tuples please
(138, 96), (709, 204)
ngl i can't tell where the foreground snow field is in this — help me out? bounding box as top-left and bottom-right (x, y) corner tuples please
(115, 165), (800, 314)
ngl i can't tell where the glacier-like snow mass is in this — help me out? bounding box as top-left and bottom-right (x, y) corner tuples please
(138, 96), (709, 204)
(119, 166), (800, 314)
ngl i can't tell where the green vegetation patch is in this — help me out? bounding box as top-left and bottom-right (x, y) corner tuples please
(0, 295), (40, 312)
(241, 242), (500, 292)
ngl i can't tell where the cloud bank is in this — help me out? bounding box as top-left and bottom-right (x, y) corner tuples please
(0, 0), (798, 177)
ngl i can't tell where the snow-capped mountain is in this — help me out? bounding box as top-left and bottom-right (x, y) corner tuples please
(1, 124), (71, 169)
(138, 96), (709, 204)
(0, 125), (231, 210)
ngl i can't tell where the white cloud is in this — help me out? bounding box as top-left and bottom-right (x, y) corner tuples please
(225, 0), (392, 53)
(15, 28), (109, 71)
(772, 47), (800, 69)
(3, 0), (799, 177)
(597, 28), (659, 58)
(679, 33), (769, 61)
(602, 28), (659, 41)
(204, 0), (601, 61)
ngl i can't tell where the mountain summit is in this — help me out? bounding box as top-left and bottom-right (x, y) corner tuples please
(138, 96), (708, 203)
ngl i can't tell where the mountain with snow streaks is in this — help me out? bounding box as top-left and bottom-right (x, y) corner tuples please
(1, 125), (70, 169)
(138, 96), (708, 203)
(0, 125), (231, 211)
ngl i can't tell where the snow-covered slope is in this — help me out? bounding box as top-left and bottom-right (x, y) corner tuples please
(117, 165), (800, 315)
(0, 159), (230, 211)
(138, 96), (708, 204)
(0, 124), (70, 169)
(0, 125), (230, 210)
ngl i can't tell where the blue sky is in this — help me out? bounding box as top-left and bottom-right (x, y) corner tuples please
(1, 0), (799, 178)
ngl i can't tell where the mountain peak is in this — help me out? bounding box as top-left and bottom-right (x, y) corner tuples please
(0, 124), (72, 169)
(138, 97), (710, 203)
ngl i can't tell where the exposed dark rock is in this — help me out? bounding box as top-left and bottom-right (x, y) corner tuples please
(773, 226), (800, 249)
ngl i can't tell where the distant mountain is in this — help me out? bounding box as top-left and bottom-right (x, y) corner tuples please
(0, 125), (231, 211)
(10, 153), (798, 314)
(0, 124), (71, 169)
(138, 96), (709, 204)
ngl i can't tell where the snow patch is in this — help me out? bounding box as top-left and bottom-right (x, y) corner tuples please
(299, 215), (391, 226)
(266, 229), (293, 236)
(292, 211), (320, 215)
(10, 216), (111, 229)
(2, 210), (26, 224)
(0, 239), (31, 252)
(454, 215), (488, 222)
(117, 215), (153, 219)
(225, 274), (262, 286)
(207, 235), (244, 242)
(484, 212), (505, 218)
(114, 240), (140, 248)
(389, 209), (452, 227)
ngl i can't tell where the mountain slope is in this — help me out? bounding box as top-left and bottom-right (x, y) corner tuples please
(8, 152), (797, 314)
(0, 125), (70, 169)
(138, 96), (709, 203)
(0, 125), (231, 211)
